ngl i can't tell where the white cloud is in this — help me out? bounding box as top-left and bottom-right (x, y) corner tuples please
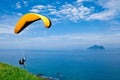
(16, 2), (21, 9)
(87, 10), (115, 20)
(0, 25), (13, 34)
(0, 18), (120, 50)
(77, 0), (93, 3)
(15, 1), (28, 9)
(29, 0), (120, 22)
(29, 2), (92, 22)
(7, 33), (120, 49)
(17, 13), (22, 16)
(111, 26), (120, 31)
(87, 0), (120, 20)
(29, 5), (46, 13)
(29, 5), (56, 13)
(77, 0), (84, 3)
(54, 4), (91, 21)
(23, 1), (28, 6)
(110, 21), (120, 31)
(30, 8), (40, 13)
(0, 15), (20, 34)
(98, 0), (120, 10)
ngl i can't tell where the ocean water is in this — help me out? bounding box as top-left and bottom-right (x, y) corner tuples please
(0, 49), (120, 80)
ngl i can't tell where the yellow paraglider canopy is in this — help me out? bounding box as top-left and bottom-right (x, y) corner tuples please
(14, 13), (52, 34)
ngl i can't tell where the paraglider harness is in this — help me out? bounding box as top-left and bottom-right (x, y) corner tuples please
(19, 57), (26, 68)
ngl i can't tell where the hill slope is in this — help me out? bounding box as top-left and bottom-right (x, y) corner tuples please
(0, 62), (47, 80)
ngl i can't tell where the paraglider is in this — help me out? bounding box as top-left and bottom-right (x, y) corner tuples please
(14, 13), (52, 34)
(14, 13), (52, 67)
(19, 57), (26, 68)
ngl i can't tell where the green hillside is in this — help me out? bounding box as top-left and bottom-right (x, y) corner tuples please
(0, 62), (47, 80)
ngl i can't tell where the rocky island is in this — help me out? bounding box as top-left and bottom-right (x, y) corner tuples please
(88, 45), (105, 50)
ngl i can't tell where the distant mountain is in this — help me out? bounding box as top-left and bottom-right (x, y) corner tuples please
(88, 45), (105, 50)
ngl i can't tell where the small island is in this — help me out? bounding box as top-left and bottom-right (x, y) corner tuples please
(88, 45), (105, 50)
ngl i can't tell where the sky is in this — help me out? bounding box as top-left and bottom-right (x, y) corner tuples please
(0, 0), (120, 50)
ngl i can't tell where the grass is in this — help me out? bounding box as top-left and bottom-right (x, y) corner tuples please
(0, 62), (48, 80)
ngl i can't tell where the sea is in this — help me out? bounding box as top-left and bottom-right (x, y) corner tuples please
(0, 49), (120, 80)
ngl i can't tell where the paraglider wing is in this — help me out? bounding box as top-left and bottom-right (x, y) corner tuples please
(14, 13), (51, 34)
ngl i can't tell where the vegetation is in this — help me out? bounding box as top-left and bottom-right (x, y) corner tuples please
(0, 62), (47, 80)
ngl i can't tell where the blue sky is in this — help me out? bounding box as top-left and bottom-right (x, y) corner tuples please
(0, 0), (120, 50)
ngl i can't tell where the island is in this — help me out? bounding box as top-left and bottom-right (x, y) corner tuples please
(87, 45), (105, 50)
